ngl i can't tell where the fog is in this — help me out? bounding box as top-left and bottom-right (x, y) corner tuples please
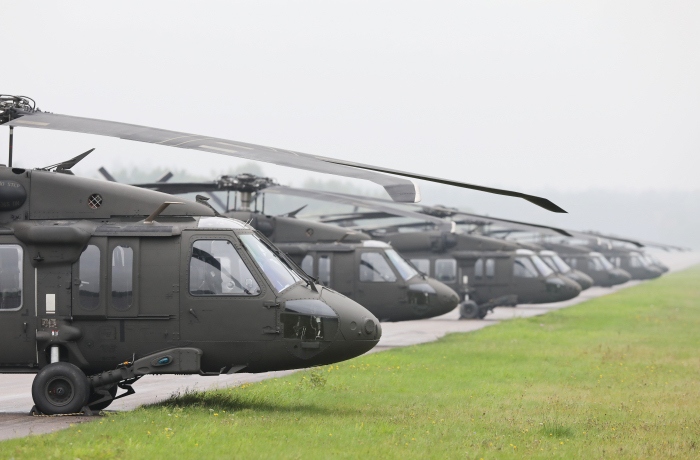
(3, 1), (699, 247)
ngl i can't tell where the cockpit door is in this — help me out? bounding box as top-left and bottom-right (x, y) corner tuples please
(0, 239), (36, 366)
(179, 230), (278, 343)
(354, 249), (402, 319)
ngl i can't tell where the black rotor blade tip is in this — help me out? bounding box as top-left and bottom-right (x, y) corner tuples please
(526, 197), (567, 213)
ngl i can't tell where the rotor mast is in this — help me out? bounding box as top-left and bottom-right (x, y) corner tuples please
(7, 125), (12, 167)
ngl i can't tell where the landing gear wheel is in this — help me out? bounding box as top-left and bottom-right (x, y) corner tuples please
(459, 301), (480, 319)
(31, 362), (90, 415)
(88, 384), (118, 411)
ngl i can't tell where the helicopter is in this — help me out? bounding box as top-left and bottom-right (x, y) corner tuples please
(576, 240), (663, 280)
(0, 94), (566, 415)
(536, 249), (594, 290)
(534, 242), (632, 287)
(110, 172), (461, 323)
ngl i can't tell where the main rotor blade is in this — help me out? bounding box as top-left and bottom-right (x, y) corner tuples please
(133, 181), (221, 194)
(5, 112), (415, 202)
(573, 231), (689, 251)
(4, 109), (565, 211)
(269, 188), (572, 236)
(260, 186), (451, 226)
(322, 158), (567, 213)
(437, 209), (573, 237)
(98, 166), (117, 182)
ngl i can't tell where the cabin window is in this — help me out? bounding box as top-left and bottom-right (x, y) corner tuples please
(111, 246), (134, 310)
(434, 259), (457, 283)
(318, 255), (331, 286)
(240, 234), (300, 293)
(485, 258), (495, 278)
(190, 240), (260, 296)
(78, 245), (100, 310)
(0, 245), (22, 310)
(301, 255), (314, 277)
(513, 257), (538, 278)
(410, 259), (430, 276)
(474, 259), (484, 279)
(360, 252), (397, 282)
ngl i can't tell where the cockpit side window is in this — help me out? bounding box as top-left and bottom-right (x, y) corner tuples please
(513, 257), (538, 278)
(360, 252), (397, 283)
(190, 240), (261, 296)
(587, 257), (604, 271)
(435, 259), (457, 283)
(629, 255), (645, 268)
(0, 245), (22, 311)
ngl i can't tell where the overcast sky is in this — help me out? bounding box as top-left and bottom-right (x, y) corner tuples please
(4, 1), (699, 216)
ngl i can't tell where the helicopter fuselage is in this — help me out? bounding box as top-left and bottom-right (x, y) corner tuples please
(0, 167), (380, 377)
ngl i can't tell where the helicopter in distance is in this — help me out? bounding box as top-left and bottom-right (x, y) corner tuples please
(311, 195), (632, 289)
(0, 94), (566, 415)
(109, 172), (462, 322)
(573, 240), (662, 280)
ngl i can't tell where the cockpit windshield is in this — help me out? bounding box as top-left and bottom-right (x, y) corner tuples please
(384, 249), (419, 281)
(630, 253), (648, 268)
(597, 255), (614, 270)
(530, 255), (554, 277)
(240, 234), (301, 292)
(550, 254), (572, 273)
(541, 256), (558, 273)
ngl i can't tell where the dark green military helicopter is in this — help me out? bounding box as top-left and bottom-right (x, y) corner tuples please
(108, 173), (461, 322)
(0, 94), (566, 415)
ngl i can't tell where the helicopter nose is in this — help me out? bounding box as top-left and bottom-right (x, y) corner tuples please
(546, 276), (581, 301)
(419, 278), (460, 316)
(610, 269), (632, 285)
(319, 288), (381, 360)
(564, 271), (592, 290)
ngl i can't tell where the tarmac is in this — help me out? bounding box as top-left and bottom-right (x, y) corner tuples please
(0, 251), (697, 441)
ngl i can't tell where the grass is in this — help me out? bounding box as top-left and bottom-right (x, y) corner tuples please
(2, 266), (700, 459)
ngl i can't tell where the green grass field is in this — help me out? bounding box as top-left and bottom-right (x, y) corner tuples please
(3, 266), (700, 459)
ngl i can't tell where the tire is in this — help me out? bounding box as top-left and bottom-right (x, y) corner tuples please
(31, 362), (90, 415)
(88, 384), (118, 411)
(459, 301), (480, 319)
